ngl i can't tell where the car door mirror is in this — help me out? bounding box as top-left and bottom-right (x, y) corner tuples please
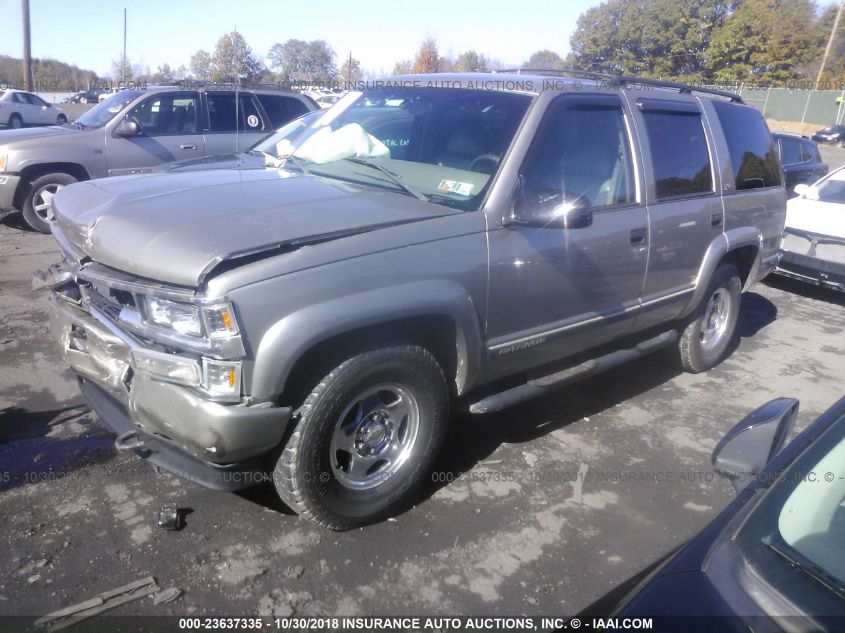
(510, 187), (593, 229)
(793, 183), (810, 197)
(712, 398), (799, 494)
(115, 118), (141, 137)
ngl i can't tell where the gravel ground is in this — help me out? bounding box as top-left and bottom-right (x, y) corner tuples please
(1, 201), (845, 624)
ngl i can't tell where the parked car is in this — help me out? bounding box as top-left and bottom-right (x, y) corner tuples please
(43, 73), (785, 530)
(587, 395), (845, 629)
(62, 91), (100, 104)
(811, 124), (845, 145)
(0, 89), (67, 129)
(773, 132), (828, 195)
(776, 166), (845, 292)
(0, 85), (317, 232)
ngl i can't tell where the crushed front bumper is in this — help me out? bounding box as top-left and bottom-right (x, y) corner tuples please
(0, 174), (21, 212)
(777, 228), (845, 292)
(48, 286), (291, 491)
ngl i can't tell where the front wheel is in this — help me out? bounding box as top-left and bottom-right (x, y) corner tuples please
(22, 172), (78, 233)
(57, 114), (67, 124)
(678, 262), (742, 373)
(273, 345), (449, 530)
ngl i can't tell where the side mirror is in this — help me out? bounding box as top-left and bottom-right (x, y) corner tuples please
(115, 118), (141, 137)
(510, 186), (593, 229)
(793, 183), (810, 197)
(712, 398), (799, 493)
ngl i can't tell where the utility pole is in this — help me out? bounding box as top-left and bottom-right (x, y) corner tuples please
(122, 8), (127, 85)
(22, 0), (33, 91)
(817, 1), (844, 86)
(347, 51), (352, 87)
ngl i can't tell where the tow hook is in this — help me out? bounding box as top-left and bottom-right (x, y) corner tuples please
(114, 430), (144, 452)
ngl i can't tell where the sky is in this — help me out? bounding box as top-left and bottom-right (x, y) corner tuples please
(0, 0), (597, 77)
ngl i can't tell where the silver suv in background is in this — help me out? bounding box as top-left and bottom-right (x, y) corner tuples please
(0, 85), (317, 232)
(45, 73), (786, 530)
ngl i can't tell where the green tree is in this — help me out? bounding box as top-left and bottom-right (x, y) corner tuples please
(523, 49), (566, 70)
(340, 56), (363, 84)
(210, 32), (263, 83)
(267, 39), (337, 86)
(454, 50), (489, 72)
(190, 50), (212, 81)
(708, 0), (826, 83)
(411, 38), (442, 73)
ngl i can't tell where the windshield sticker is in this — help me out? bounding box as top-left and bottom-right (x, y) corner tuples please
(247, 114), (260, 128)
(437, 179), (474, 196)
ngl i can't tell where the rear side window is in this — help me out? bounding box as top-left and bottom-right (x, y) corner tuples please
(800, 140), (817, 163)
(781, 137), (802, 165)
(713, 101), (781, 190)
(642, 110), (713, 200)
(256, 94), (310, 128)
(206, 93), (267, 132)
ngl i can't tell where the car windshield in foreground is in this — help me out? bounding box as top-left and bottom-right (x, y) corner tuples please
(74, 90), (142, 129)
(809, 168), (845, 203)
(251, 110), (325, 155)
(265, 87), (533, 211)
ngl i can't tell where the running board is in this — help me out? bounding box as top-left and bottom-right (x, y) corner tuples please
(468, 330), (678, 414)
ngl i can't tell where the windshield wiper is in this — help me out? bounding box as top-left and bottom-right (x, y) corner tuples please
(342, 157), (428, 202)
(764, 536), (845, 599)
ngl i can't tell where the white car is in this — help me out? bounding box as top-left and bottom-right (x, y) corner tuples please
(778, 166), (845, 291)
(0, 90), (68, 128)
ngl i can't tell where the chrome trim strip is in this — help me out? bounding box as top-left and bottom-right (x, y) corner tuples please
(488, 286), (694, 352)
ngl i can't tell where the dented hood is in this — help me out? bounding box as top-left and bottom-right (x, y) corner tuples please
(52, 168), (455, 287)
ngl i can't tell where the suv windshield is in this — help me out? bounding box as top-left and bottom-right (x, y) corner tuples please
(264, 87), (533, 211)
(74, 90), (143, 129)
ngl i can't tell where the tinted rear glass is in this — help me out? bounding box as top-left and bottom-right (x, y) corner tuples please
(713, 101), (781, 190)
(781, 137), (801, 165)
(642, 110), (713, 200)
(256, 94), (310, 128)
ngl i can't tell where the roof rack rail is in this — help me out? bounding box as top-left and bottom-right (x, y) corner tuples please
(496, 67), (616, 81)
(605, 75), (743, 103)
(494, 68), (743, 103)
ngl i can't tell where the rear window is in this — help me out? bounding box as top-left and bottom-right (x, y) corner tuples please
(206, 93), (268, 132)
(642, 110), (713, 200)
(800, 140), (817, 163)
(256, 94), (310, 128)
(713, 101), (781, 190)
(781, 137), (802, 165)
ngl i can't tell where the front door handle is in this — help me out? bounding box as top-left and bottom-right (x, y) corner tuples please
(630, 228), (647, 244)
(180, 144), (198, 151)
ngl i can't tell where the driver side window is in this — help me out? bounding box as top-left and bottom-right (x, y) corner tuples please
(519, 95), (636, 213)
(125, 92), (200, 136)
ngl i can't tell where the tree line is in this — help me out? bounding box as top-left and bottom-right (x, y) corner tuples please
(3, 0), (845, 90)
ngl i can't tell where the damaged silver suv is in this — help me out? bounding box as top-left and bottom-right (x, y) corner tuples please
(45, 72), (786, 529)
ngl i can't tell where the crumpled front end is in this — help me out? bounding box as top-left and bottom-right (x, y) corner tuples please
(778, 227), (845, 291)
(44, 238), (291, 491)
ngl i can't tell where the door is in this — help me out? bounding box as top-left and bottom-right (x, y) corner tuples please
(11, 92), (35, 124)
(105, 91), (204, 176)
(486, 94), (648, 376)
(23, 92), (53, 124)
(631, 97), (725, 330)
(202, 92), (271, 156)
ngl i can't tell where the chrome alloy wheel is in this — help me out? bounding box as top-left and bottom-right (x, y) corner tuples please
(31, 183), (63, 222)
(329, 382), (420, 490)
(700, 287), (732, 350)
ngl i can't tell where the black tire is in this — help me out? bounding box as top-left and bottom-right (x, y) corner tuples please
(22, 172), (78, 233)
(8, 113), (22, 129)
(57, 114), (67, 124)
(678, 262), (742, 373)
(273, 345), (449, 530)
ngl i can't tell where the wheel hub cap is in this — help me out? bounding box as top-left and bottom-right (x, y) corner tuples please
(701, 288), (731, 350)
(354, 412), (393, 457)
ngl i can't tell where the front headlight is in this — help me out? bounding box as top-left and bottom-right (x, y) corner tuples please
(144, 298), (239, 339)
(147, 298), (201, 336)
(203, 358), (242, 397)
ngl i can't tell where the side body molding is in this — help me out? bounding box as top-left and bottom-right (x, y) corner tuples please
(250, 280), (483, 401)
(679, 227), (762, 319)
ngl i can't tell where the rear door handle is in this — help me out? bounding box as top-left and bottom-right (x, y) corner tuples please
(711, 213), (723, 227)
(630, 228), (647, 244)
(180, 144), (198, 151)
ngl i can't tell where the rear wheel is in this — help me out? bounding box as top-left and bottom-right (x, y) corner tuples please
(8, 113), (22, 129)
(57, 113), (67, 124)
(678, 262), (742, 373)
(22, 172), (78, 233)
(273, 345), (448, 530)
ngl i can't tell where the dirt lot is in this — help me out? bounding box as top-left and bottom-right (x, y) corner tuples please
(1, 208), (845, 623)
